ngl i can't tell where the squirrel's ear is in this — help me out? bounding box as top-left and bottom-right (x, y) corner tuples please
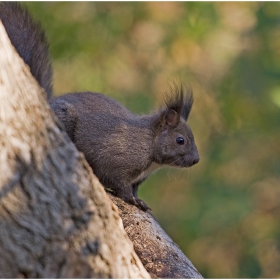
(164, 82), (193, 121)
(158, 108), (180, 130)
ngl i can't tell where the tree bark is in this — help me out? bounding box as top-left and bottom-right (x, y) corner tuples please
(0, 21), (149, 278)
(0, 20), (202, 279)
(109, 195), (203, 279)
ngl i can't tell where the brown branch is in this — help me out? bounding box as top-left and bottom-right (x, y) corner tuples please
(109, 195), (203, 279)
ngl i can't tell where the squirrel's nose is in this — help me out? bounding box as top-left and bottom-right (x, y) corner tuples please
(192, 157), (200, 165)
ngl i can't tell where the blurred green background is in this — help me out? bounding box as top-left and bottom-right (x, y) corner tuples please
(26, 2), (280, 278)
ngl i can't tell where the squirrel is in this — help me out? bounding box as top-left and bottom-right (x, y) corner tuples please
(0, 2), (199, 211)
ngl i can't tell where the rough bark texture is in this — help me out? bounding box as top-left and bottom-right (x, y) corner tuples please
(109, 195), (203, 279)
(0, 21), (150, 278)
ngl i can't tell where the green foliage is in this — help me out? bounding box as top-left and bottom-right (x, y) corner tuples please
(26, 2), (280, 278)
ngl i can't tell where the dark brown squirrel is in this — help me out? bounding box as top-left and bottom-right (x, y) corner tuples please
(0, 2), (200, 211)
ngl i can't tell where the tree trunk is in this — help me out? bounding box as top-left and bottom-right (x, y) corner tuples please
(0, 21), (149, 278)
(0, 20), (202, 278)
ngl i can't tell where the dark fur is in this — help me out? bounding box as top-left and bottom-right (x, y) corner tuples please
(0, 2), (53, 99)
(50, 89), (199, 211)
(2, 2), (199, 211)
(164, 83), (193, 121)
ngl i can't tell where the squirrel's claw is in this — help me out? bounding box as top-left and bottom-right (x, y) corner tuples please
(132, 197), (151, 212)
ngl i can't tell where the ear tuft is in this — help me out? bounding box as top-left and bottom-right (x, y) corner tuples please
(164, 82), (193, 121)
(164, 83), (184, 115)
(181, 86), (193, 120)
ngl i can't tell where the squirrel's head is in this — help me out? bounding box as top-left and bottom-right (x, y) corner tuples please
(153, 84), (199, 168)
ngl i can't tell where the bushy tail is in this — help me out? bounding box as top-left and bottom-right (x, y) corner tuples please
(0, 2), (53, 99)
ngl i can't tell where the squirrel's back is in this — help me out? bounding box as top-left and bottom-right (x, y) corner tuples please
(0, 2), (53, 99)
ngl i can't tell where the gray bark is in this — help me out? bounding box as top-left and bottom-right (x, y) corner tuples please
(0, 21), (149, 279)
(0, 20), (203, 279)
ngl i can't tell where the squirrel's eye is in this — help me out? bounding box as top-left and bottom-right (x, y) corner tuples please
(176, 137), (184, 145)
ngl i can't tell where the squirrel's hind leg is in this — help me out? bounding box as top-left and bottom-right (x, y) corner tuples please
(132, 180), (151, 211)
(111, 182), (151, 211)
